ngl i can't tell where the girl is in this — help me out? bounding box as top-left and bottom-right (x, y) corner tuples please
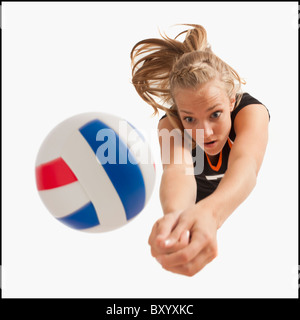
(130, 24), (270, 276)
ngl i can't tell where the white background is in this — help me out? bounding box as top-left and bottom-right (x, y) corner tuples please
(2, 2), (298, 298)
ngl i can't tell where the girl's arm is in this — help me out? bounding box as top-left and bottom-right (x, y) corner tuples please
(148, 117), (196, 254)
(155, 104), (269, 276)
(204, 104), (269, 228)
(158, 117), (197, 215)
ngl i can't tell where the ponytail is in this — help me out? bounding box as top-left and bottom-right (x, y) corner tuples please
(130, 24), (245, 129)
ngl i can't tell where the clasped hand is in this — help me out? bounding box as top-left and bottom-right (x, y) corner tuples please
(148, 204), (218, 277)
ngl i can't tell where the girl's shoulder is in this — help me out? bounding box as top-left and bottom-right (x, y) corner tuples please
(229, 92), (270, 141)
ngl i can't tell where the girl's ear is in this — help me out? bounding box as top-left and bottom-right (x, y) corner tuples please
(229, 96), (236, 112)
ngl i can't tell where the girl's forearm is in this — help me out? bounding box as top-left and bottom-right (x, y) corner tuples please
(200, 156), (257, 228)
(160, 166), (197, 215)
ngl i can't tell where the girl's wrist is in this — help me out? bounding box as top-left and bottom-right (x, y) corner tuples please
(194, 195), (222, 229)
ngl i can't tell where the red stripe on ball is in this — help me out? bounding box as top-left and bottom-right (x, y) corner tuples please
(36, 157), (78, 190)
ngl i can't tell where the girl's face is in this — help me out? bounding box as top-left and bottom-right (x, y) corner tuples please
(174, 79), (235, 156)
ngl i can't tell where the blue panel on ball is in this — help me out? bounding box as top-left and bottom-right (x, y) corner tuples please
(79, 119), (146, 220)
(127, 121), (145, 142)
(57, 202), (100, 230)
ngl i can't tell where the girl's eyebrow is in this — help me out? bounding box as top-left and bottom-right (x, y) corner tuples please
(206, 104), (221, 112)
(180, 104), (221, 115)
(180, 110), (194, 115)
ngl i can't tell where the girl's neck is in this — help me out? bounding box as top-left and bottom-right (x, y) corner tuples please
(207, 153), (220, 167)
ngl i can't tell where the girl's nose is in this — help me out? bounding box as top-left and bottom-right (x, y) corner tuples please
(203, 123), (213, 139)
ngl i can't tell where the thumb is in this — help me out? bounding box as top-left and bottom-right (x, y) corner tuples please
(179, 230), (190, 246)
(154, 212), (181, 247)
(163, 215), (191, 248)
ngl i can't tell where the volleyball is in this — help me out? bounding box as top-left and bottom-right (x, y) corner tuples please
(35, 112), (156, 233)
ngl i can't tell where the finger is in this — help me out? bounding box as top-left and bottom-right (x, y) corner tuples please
(158, 230), (207, 268)
(162, 229), (190, 253)
(158, 228), (190, 253)
(163, 246), (217, 277)
(151, 230), (190, 257)
(149, 214), (180, 248)
(180, 229), (190, 245)
(163, 216), (192, 248)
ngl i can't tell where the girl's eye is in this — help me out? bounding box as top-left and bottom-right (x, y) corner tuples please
(183, 117), (194, 123)
(211, 111), (222, 119)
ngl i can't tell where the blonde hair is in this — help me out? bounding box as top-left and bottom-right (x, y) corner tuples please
(130, 24), (246, 132)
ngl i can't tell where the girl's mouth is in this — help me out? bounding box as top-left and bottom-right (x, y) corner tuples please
(204, 140), (217, 148)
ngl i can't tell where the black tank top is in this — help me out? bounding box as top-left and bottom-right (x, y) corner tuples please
(192, 92), (267, 202)
(160, 92), (269, 203)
